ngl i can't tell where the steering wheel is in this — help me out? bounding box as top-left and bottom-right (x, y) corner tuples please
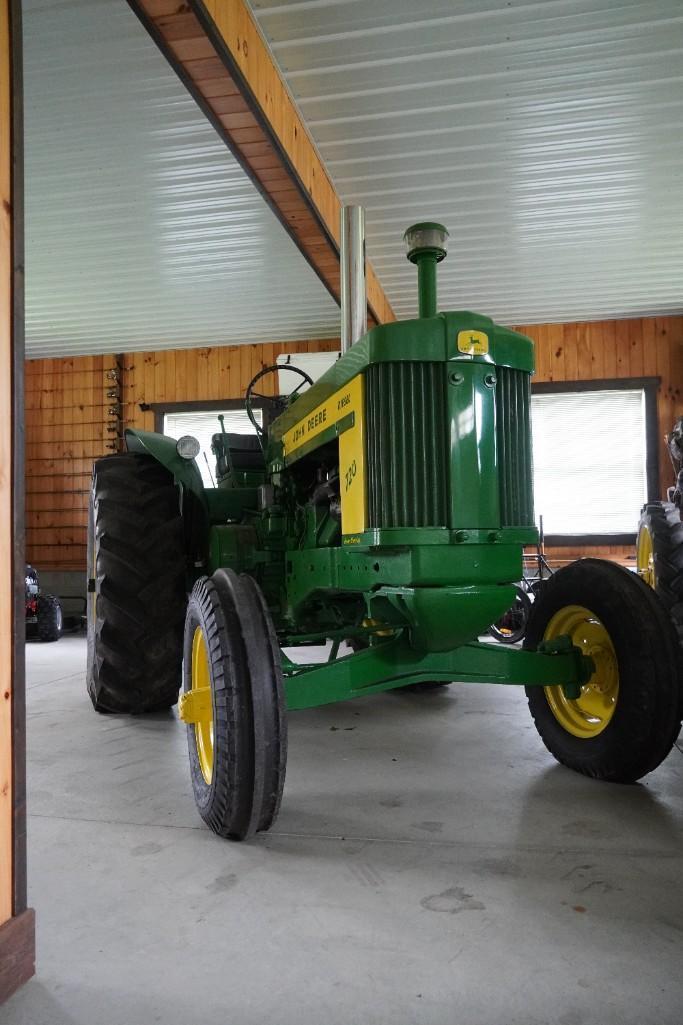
(245, 364), (314, 439)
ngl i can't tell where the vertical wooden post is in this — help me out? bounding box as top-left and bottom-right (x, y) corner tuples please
(0, 0), (14, 932)
(0, 0), (34, 1004)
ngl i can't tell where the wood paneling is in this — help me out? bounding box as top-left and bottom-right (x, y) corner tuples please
(24, 355), (117, 570)
(128, 0), (394, 327)
(0, 0), (13, 930)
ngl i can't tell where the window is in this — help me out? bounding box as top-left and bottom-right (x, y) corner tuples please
(276, 351), (340, 388)
(530, 381), (657, 541)
(163, 408), (261, 487)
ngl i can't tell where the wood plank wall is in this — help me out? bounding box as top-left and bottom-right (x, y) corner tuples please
(24, 318), (682, 572)
(25, 355), (119, 570)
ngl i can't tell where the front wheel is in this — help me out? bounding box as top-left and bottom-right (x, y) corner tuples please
(524, 558), (681, 783)
(180, 570), (287, 840)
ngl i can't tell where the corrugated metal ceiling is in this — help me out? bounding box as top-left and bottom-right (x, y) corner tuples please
(23, 0), (340, 357)
(251, 0), (683, 324)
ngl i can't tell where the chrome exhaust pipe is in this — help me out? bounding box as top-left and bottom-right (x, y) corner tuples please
(340, 205), (367, 353)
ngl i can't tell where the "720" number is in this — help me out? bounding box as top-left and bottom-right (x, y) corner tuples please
(344, 460), (357, 492)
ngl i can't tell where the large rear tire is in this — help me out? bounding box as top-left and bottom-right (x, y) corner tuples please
(524, 559), (681, 783)
(636, 501), (683, 646)
(87, 452), (186, 713)
(181, 570), (287, 840)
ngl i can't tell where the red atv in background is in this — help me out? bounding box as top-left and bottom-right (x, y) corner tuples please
(25, 565), (63, 642)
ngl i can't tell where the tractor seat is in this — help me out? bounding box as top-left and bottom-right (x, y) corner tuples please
(212, 432), (265, 472)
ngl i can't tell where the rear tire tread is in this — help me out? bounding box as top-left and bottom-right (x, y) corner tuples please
(87, 452), (186, 714)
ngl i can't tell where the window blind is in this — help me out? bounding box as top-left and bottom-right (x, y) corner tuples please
(531, 388), (647, 535)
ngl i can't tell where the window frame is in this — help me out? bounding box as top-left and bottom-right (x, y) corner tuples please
(144, 398), (264, 436)
(530, 376), (660, 547)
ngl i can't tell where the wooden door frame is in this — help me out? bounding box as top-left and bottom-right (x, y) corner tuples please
(0, 0), (34, 1005)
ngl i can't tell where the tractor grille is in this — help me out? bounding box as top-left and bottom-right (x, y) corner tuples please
(365, 362), (449, 528)
(496, 366), (535, 527)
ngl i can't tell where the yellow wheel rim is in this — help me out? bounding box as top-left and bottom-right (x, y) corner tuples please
(191, 626), (214, 784)
(543, 605), (619, 739)
(636, 524), (656, 589)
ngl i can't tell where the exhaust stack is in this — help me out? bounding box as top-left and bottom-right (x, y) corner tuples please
(340, 205), (367, 353)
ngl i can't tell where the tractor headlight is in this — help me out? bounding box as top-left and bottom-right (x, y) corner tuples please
(176, 435), (200, 460)
(403, 222), (449, 263)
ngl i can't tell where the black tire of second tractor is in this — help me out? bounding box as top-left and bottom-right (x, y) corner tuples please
(87, 452), (186, 713)
(524, 558), (682, 783)
(639, 501), (683, 646)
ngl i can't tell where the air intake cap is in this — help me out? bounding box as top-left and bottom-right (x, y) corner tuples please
(403, 222), (449, 264)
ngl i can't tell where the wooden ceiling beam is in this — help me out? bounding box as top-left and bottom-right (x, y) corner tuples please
(127, 0), (396, 327)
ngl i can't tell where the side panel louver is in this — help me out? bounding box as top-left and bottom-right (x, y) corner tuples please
(366, 363), (448, 528)
(496, 367), (535, 527)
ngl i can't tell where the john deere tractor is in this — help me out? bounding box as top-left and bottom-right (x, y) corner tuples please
(87, 221), (682, 841)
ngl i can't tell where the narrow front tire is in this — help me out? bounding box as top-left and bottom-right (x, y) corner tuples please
(182, 571), (287, 840)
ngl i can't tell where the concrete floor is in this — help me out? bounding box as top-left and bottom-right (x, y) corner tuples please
(2, 636), (683, 1025)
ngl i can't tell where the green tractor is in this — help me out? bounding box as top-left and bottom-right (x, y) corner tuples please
(86, 220), (682, 841)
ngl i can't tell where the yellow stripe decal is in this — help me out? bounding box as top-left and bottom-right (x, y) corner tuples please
(282, 375), (366, 535)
